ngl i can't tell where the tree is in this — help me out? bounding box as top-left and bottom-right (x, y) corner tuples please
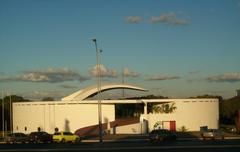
(126, 94), (168, 100)
(220, 96), (240, 125)
(0, 95), (30, 131)
(190, 94), (223, 101)
(42, 97), (54, 101)
(235, 110), (240, 133)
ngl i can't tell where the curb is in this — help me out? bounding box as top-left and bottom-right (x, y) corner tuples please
(81, 139), (148, 143)
(81, 136), (240, 143)
(1, 136), (240, 144)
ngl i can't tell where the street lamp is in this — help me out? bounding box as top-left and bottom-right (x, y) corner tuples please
(1, 91), (4, 138)
(92, 38), (103, 143)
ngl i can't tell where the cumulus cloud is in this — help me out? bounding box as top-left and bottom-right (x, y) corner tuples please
(123, 68), (140, 78)
(20, 90), (66, 100)
(206, 72), (240, 83)
(0, 68), (89, 83)
(150, 12), (189, 26)
(125, 16), (142, 24)
(89, 64), (117, 78)
(147, 74), (180, 81)
(125, 12), (190, 26)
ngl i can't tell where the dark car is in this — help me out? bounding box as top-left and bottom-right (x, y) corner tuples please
(5, 133), (28, 144)
(28, 131), (52, 143)
(149, 129), (177, 142)
(201, 129), (225, 140)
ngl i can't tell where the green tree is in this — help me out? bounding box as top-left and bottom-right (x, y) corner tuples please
(42, 97), (54, 101)
(0, 95), (30, 131)
(220, 96), (240, 125)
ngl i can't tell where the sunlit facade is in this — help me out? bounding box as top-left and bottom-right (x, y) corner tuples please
(12, 83), (219, 135)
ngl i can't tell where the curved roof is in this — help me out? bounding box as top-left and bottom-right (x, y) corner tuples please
(61, 83), (148, 101)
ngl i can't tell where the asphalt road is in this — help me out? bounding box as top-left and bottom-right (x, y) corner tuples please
(0, 139), (240, 152)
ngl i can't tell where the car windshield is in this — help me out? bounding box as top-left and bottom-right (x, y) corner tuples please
(15, 133), (24, 137)
(7, 133), (13, 137)
(63, 132), (73, 135)
(54, 132), (61, 135)
(42, 132), (49, 135)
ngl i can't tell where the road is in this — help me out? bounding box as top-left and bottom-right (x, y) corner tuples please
(0, 139), (239, 152)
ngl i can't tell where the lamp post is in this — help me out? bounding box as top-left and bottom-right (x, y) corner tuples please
(1, 91), (4, 138)
(92, 38), (103, 143)
(10, 93), (12, 133)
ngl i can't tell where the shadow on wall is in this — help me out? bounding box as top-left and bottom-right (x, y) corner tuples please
(75, 118), (140, 138)
(143, 119), (149, 134)
(75, 124), (103, 138)
(65, 119), (70, 132)
(104, 117), (111, 134)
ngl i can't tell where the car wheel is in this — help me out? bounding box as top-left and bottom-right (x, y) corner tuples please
(61, 138), (65, 143)
(75, 138), (80, 143)
(158, 137), (164, 141)
(36, 138), (41, 144)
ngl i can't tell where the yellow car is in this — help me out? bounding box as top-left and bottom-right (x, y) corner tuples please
(53, 131), (80, 143)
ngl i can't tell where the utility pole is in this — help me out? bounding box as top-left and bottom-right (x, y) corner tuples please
(10, 92), (12, 133)
(2, 90), (4, 138)
(122, 68), (125, 98)
(92, 38), (103, 143)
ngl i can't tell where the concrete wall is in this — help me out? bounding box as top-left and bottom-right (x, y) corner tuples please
(110, 121), (149, 134)
(13, 101), (115, 134)
(12, 98), (219, 134)
(141, 98), (219, 132)
(111, 123), (142, 134)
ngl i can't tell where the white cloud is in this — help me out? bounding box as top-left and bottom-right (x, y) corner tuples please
(123, 68), (140, 78)
(125, 12), (190, 26)
(0, 68), (89, 83)
(20, 90), (66, 100)
(150, 12), (189, 26)
(147, 74), (180, 81)
(89, 64), (117, 78)
(125, 16), (142, 24)
(206, 72), (240, 83)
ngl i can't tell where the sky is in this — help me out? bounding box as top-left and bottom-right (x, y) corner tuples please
(0, 0), (240, 100)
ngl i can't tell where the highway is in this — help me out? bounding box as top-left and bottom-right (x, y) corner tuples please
(0, 139), (240, 152)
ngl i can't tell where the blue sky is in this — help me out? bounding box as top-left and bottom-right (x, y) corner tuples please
(0, 0), (240, 100)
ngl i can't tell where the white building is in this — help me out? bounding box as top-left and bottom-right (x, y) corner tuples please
(12, 83), (219, 135)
